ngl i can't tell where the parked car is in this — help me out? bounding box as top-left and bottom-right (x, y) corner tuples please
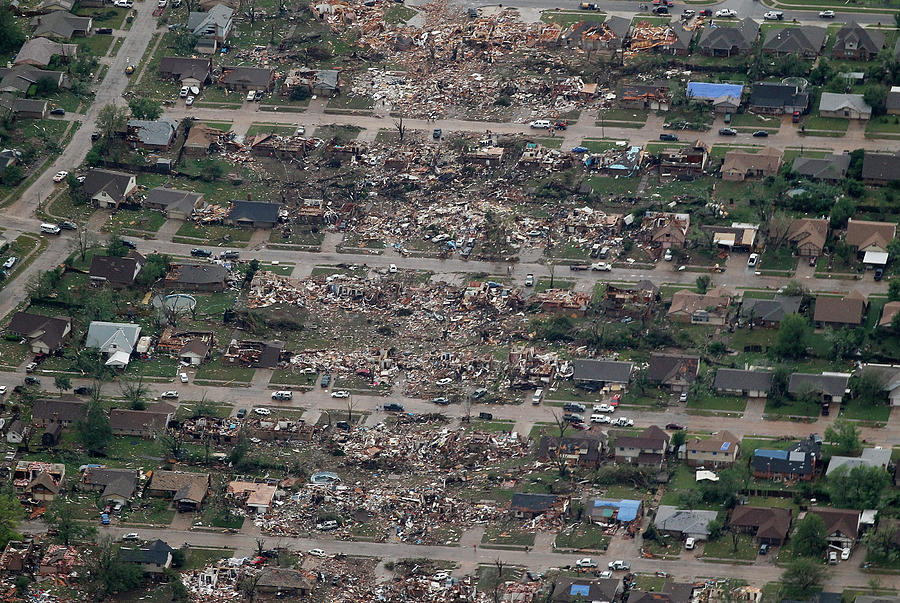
(718, 128), (737, 136)
(253, 408), (271, 416)
(473, 388), (488, 399)
(590, 414), (608, 424)
(685, 537), (696, 550)
(747, 253), (760, 268)
(818, 10), (835, 17)
(24, 377), (39, 386)
(321, 374), (332, 387)
(316, 520), (339, 531)
(524, 273), (534, 286)
(331, 390), (350, 398)
(563, 413), (584, 423)
(679, 392), (689, 402)
(96, 27), (113, 34)
(659, 133), (678, 141)
(698, 8), (712, 15)
(246, 91), (256, 102)
(528, 120), (552, 129)
(608, 560), (630, 570)
(272, 391), (293, 400)
(653, 6), (668, 14)
(433, 128), (442, 139)
(752, 130), (769, 137)
(52, 171), (68, 183)
(432, 396), (450, 405)
(0, 386), (8, 396)
(591, 262), (612, 271)
(191, 248), (212, 257)
(575, 558), (597, 568)
(58, 221), (77, 230)
(828, 551), (838, 564)
(714, 8), (736, 17)
(841, 548), (851, 560)
(101, 513), (110, 525)
(160, 391), (179, 399)
(236, 408), (248, 418)
(179, 372), (189, 383)
(121, 239), (137, 249)
(185, 96), (195, 106)
(3, 257), (17, 270)
(74, 386), (92, 395)
(307, 549), (327, 558)
(763, 10), (784, 19)
(666, 423), (685, 430)
(383, 403), (404, 412)
(478, 412), (494, 420)
(875, 268), (884, 281)
(563, 402), (585, 413)
(593, 403), (614, 413)
(180, 86), (189, 98)
(758, 543), (769, 555)
(221, 250), (240, 259)
(664, 249), (673, 261)
(122, 533), (140, 541)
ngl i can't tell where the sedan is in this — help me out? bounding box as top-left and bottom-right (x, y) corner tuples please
(122, 533), (140, 541)
(253, 408), (271, 416)
(186, 96), (195, 106)
(331, 390), (350, 398)
(819, 10), (835, 17)
(659, 133), (679, 141)
(524, 274), (534, 287)
(763, 10), (784, 19)
(435, 377), (453, 386)
(307, 549), (327, 558)
(50, 108), (66, 116)
(432, 396), (450, 405)
(752, 130), (769, 137)
(58, 221), (77, 230)
(718, 128), (737, 136)
(666, 423), (685, 430)
(160, 391), (179, 399)
(52, 171), (69, 182)
(714, 8), (736, 17)
(0, 386), (6, 396)
(190, 248), (212, 257)
(180, 86), (189, 98)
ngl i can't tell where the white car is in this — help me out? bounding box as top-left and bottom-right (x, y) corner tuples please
(590, 414), (609, 424)
(185, 96), (195, 106)
(160, 391), (179, 399)
(180, 373), (189, 383)
(591, 262), (612, 271)
(614, 417), (634, 427)
(157, 0), (166, 6)
(331, 390), (350, 398)
(307, 549), (327, 558)
(122, 533), (140, 541)
(747, 253), (759, 267)
(0, 386), (7, 396)
(246, 90), (256, 102)
(819, 10), (835, 17)
(296, 125), (305, 135)
(593, 403), (614, 413)
(435, 377), (453, 386)
(529, 120), (552, 129)
(253, 408), (271, 416)
(575, 558), (597, 568)
(389, 264), (398, 273)
(114, 0), (133, 6)
(714, 8), (736, 17)
(841, 548), (851, 560)
(2, 257), (16, 269)
(608, 560), (630, 571)
(763, 10), (783, 20)
(664, 249), (673, 261)
(180, 86), (189, 98)
(52, 171), (68, 182)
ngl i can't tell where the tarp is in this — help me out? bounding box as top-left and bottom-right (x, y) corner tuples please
(687, 82), (743, 101)
(713, 232), (735, 247)
(863, 251), (888, 266)
(696, 470), (719, 482)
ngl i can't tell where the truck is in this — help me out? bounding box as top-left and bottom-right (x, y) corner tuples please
(591, 262), (612, 271)
(580, 3), (597, 9)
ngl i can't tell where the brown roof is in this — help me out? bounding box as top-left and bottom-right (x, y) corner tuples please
(845, 219), (897, 251)
(179, 338), (209, 358)
(810, 507), (860, 538)
(648, 353), (700, 385)
(89, 255), (140, 286)
(686, 430), (739, 453)
(6, 312), (69, 349)
(879, 301), (900, 327)
(668, 288), (731, 317)
(109, 409), (169, 434)
(32, 398), (86, 423)
(616, 425), (670, 451)
(814, 294), (865, 325)
(149, 471), (209, 503)
(722, 147), (782, 175)
(729, 505), (792, 540)
(26, 472), (60, 494)
(257, 568), (312, 590)
(184, 124), (221, 149)
(788, 218), (829, 252)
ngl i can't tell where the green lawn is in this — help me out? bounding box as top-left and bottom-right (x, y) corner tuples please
(481, 523), (536, 547)
(195, 357), (255, 383)
(598, 109), (649, 124)
(803, 116), (849, 132)
(840, 403), (891, 422)
(384, 4), (417, 23)
(534, 278), (575, 292)
(174, 222), (253, 245)
(740, 437), (794, 458)
(581, 138), (623, 152)
(245, 123), (297, 137)
(760, 247), (797, 272)
(183, 548), (234, 571)
(763, 397), (821, 417)
(540, 9), (607, 26)
(120, 498), (176, 526)
(271, 369), (318, 386)
(105, 209), (167, 234)
(866, 115), (900, 136)
(686, 392), (747, 412)
(703, 533), (758, 560)
(554, 523), (610, 551)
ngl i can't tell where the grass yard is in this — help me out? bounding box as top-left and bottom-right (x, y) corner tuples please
(534, 278), (575, 292)
(477, 564), (524, 594)
(195, 357), (255, 384)
(105, 209), (167, 234)
(183, 548), (234, 571)
(703, 533), (758, 560)
(581, 138), (623, 152)
(174, 222), (253, 245)
(866, 115), (900, 137)
(686, 392), (747, 412)
(554, 523), (610, 551)
(760, 247), (797, 272)
(316, 125), (363, 143)
(840, 403), (891, 422)
(481, 524), (536, 548)
(124, 355), (180, 378)
(120, 498), (176, 526)
(803, 115), (849, 133)
(540, 10), (607, 26)
(740, 437), (795, 458)
(472, 419), (516, 433)
(78, 34), (114, 58)
(271, 368), (318, 386)
(245, 123), (297, 136)
(0, 338), (29, 369)
(384, 4), (417, 23)
(763, 398), (823, 418)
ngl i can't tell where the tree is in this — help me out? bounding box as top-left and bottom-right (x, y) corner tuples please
(549, 410), (569, 439)
(172, 30), (198, 54)
(766, 212), (794, 250)
(159, 429), (186, 460)
(828, 464), (889, 508)
(228, 433), (249, 466)
(792, 514), (827, 558)
(852, 371), (888, 407)
(128, 97), (163, 120)
(199, 160), (223, 182)
(773, 314), (809, 359)
(825, 326), (864, 361)
(889, 279), (900, 302)
(81, 535), (144, 600)
(781, 558), (826, 600)
(670, 431), (686, 455)
(120, 374), (148, 410)
(0, 165), (23, 186)
(243, 258), (260, 289)
(706, 517), (724, 540)
(239, 572), (262, 603)
(44, 499), (96, 546)
(695, 275), (711, 294)
(491, 558), (506, 603)
(864, 84), (889, 116)
(34, 76), (59, 96)
(0, 6), (26, 54)
(829, 197), (856, 229)
(54, 376), (71, 394)
(0, 492), (24, 549)
(824, 419), (862, 455)
(96, 104), (128, 150)
(394, 117), (406, 142)
(77, 400), (112, 455)
(137, 253), (169, 286)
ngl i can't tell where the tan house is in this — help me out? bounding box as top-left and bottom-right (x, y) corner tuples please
(788, 217), (829, 257)
(226, 481), (277, 514)
(814, 291), (866, 327)
(684, 431), (740, 467)
(667, 287), (732, 325)
(879, 301), (900, 328)
(147, 470), (210, 512)
(721, 148), (783, 182)
(6, 312), (71, 354)
(845, 219), (896, 257)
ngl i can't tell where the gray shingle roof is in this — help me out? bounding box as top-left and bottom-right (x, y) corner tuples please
(572, 359), (633, 384)
(714, 368), (773, 393)
(655, 506), (718, 537)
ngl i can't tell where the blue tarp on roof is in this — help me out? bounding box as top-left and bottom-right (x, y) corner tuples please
(571, 584), (590, 596)
(686, 82), (744, 101)
(754, 449), (789, 460)
(591, 498), (642, 522)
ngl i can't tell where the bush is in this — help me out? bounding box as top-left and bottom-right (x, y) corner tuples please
(0, 165), (24, 186)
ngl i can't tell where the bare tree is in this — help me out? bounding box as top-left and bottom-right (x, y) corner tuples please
(395, 117), (405, 142)
(548, 262), (555, 289)
(158, 428), (186, 461)
(74, 227), (97, 262)
(462, 394), (474, 423)
(766, 212), (794, 250)
(346, 396), (355, 424)
(550, 409), (568, 439)
(120, 372), (148, 410)
(240, 572), (262, 603)
(491, 557), (506, 603)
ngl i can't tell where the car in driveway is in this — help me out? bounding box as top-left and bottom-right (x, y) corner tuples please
(819, 10), (835, 17)
(758, 543), (769, 555)
(524, 273), (534, 287)
(714, 8), (736, 17)
(659, 133), (678, 141)
(185, 96), (195, 106)
(180, 86), (189, 98)
(748, 253), (760, 267)
(50, 108), (66, 116)
(74, 386), (92, 395)
(160, 391), (179, 399)
(236, 408), (247, 418)
(2, 257), (16, 270)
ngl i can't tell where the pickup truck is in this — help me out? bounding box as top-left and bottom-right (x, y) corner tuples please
(591, 262), (612, 271)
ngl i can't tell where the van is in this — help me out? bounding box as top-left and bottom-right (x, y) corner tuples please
(271, 390), (293, 400)
(532, 388), (544, 405)
(828, 551), (837, 564)
(40, 223), (61, 235)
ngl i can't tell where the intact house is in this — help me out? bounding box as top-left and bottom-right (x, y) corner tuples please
(147, 470), (210, 512)
(256, 568), (313, 598)
(729, 505), (792, 546)
(14, 37), (77, 67)
(826, 447), (892, 476)
(126, 118), (178, 151)
(552, 578), (622, 603)
(30, 12), (91, 38)
(509, 492), (568, 520)
(585, 498), (644, 526)
(109, 406), (173, 438)
(810, 507), (863, 549)
(143, 187), (202, 220)
(0, 65), (64, 95)
(721, 147), (783, 182)
(120, 540), (174, 574)
(178, 338), (210, 366)
(751, 434), (821, 481)
(571, 359), (633, 392)
(714, 368), (773, 398)
(683, 431), (740, 467)
(648, 352), (699, 392)
(226, 481), (278, 514)
(763, 26), (827, 59)
(6, 311), (71, 355)
(157, 57), (213, 88)
(685, 82), (743, 114)
(739, 295), (802, 328)
(89, 252), (143, 288)
(187, 3), (233, 42)
(858, 363), (900, 406)
(862, 152), (900, 186)
(82, 169), (137, 209)
(697, 18), (758, 57)
(8, 98), (49, 119)
(224, 199), (280, 228)
(813, 292), (866, 328)
(655, 506), (719, 541)
(888, 86), (900, 116)
(833, 22), (884, 60)
(164, 262), (228, 292)
(819, 93), (872, 120)
(614, 425), (670, 468)
(85, 321), (141, 368)
(788, 217), (829, 257)
(79, 467), (139, 506)
(32, 397), (85, 428)
(219, 66), (275, 92)
(538, 434), (606, 468)
(789, 372), (851, 406)
(845, 219), (896, 261)
(748, 83), (809, 116)
(879, 303), (900, 330)
(667, 287), (732, 325)
(792, 154), (851, 183)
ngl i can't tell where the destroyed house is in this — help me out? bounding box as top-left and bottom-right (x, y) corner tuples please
(701, 223), (758, 251)
(224, 200), (280, 228)
(686, 81), (742, 113)
(509, 492), (568, 519)
(41, 422), (62, 447)
(126, 118), (177, 150)
(642, 211), (689, 249)
(183, 125), (221, 157)
(697, 18), (759, 56)
(751, 434), (821, 480)
(179, 338), (210, 365)
(463, 146), (504, 166)
(164, 262), (228, 292)
(714, 368), (773, 397)
(181, 415), (240, 445)
(227, 481), (277, 513)
(729, 505), (792, 545)
(156, 328), (214, 354)
(518, 143), (571, 171)
(585, 498), (643, 524)
(594, 145), (643, 177)
(538, 435), (605, 468)
(13, 461), (64, 494)
(157, 57), (212, 86)
(813, 293), (866, 327)
(89, 253), (143, 288)
(572, 359), (633, 389)
(219, 66), (274, 92)
(648, 353), (699, 391)
(281, 67), (340, 97)
(833, 22), (884, 60)
(763, 26), (827, 58)
(630, 19), (679, 54)
(6, 311), (71, 355)
(248, 134), (317, 160)
(187, 3), (233, 41)
(614, 425), (670, 467)
(561, 18), (628, 51)
(601, 281), (658, 319)
(120, 539), (174, 574)
(148, 470), (210, 511)
(225, 339), (285, 368)
(532, 290), (590, 315)
(144, 187), (202, 220)
(0, 540), (34, 573)
(39, 545), (78, 576)
(661, 21), (694, 56)
(32, 397), (85, 427)
(659, 141), (709, 176)
(789, 372), (850, 404)
(257, 568), (313, 596)
(749, 83), (809, 115)
(552, 578), (622, 603)
(684, 431), (740, 467)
